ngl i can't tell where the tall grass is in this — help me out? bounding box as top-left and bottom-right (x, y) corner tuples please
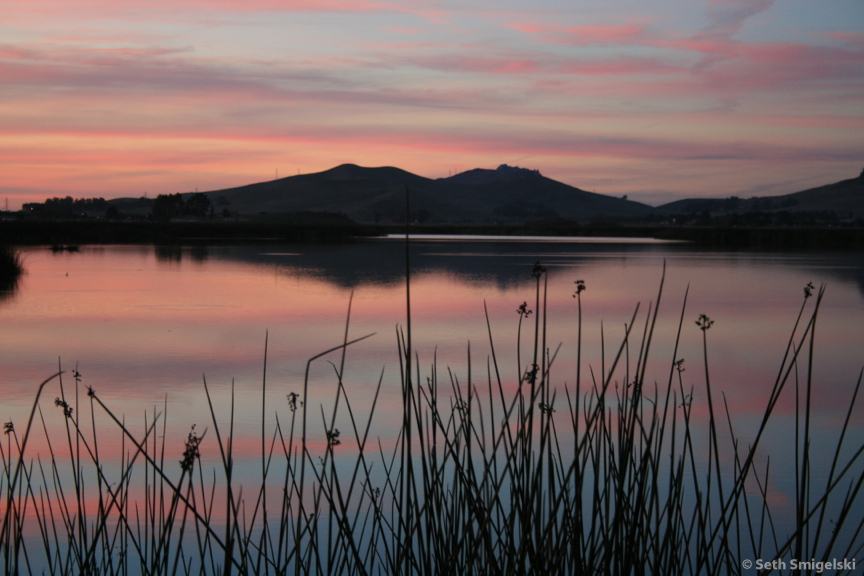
(1, 263), (862, 574)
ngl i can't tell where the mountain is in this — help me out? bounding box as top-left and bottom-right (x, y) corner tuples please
(204, 163), (651, 224)
(208, 164), (429, 221)
(659, 169), (864, 221)
(436, 164), (649, 222)
(68, 163), (863, 228)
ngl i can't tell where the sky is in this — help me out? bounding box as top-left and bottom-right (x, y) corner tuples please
(1, 0), (863, 208)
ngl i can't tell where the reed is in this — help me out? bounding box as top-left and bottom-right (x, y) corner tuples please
(1, 264), (862, 575)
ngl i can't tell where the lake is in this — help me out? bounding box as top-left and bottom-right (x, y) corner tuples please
(4, 238), (862, 413)
(1, 236), (863, 571)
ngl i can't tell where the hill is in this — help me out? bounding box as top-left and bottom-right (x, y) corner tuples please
(659, 169), (864, 221)
(19, 164), (863, 229)
(203, 163), (651, 224)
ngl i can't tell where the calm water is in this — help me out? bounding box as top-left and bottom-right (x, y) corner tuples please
(2, 238), (863, 523)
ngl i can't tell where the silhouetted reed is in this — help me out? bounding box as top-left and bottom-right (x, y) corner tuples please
(1, 262), (862, 575)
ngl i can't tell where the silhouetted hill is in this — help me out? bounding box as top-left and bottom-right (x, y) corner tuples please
(437, 164), (649, 222)
(444, 164), (543, 186)
(203, 163), (650, 224)
(660, 170), (864, 221)
(206, 164), (429, 222)
(19, 164), (863, 231)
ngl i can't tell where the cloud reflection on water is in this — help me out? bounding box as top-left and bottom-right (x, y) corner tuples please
(0, 240), (862, 484)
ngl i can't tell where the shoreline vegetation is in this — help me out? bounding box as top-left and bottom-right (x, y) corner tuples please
(0, 245), (23, 298)
(2, 218), (863, 250)
(1, 263), (862, 574)
(3, 163), (862, 250)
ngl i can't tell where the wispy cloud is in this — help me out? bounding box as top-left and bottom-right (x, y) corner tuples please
(393, 50), (682, 77)
(1, 0), (862, 205)
(6, 0), (447, 20)
(507, 22), (648, 46)
(704, 0), (774, 37)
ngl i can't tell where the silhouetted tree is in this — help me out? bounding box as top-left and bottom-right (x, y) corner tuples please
(23, 196), (108, 218)
(186, 193), (211, 218)
(152, 193), (184, 221)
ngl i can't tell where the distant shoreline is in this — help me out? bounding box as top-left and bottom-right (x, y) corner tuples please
(2, 218), (863, 250)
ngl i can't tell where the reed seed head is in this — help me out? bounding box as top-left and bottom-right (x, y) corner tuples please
(522, 363), (539, 385)
(180, 424), (201, 472)
(538, 402), (555, 415)
(573, 279), (586, 296)
(287, 392), (302, 412)
(326, 428), (341, 447)
(54, 397), (73, 418)
(531, 260), (546, 278)
(695, 313), (714, 331)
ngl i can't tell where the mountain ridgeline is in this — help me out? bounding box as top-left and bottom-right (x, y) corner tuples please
(18, 164), (864, 228)
(658, 168), (864, 221)
(204, 163), (651, 225)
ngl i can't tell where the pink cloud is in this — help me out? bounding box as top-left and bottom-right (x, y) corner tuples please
(501, 6), (863, 98)
(397, 50), (681, 77)
(828, 31), (864, 49)
(2, 123), (857, 178)
(556, 57), (679, 76)
(5, 0), (447, 23)
(689, 42), (864, 94)
(2, 0), (861, 206)
(1, 41), (540, 113)
(509, 21), (647, 46)
(411, 54), (541, 75)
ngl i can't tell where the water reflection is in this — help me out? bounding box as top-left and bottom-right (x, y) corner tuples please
(0, 239), (862, 545)
(0, 248), (23, 305)
(1, 240), (862, 437)
(205, 240), (864, 297)
(155, 244), (210, 264)
(0, 274), (20, 304)
(209, 241), (674, 288)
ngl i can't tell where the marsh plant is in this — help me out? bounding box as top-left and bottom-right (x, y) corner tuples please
(0, 263), (862, 575)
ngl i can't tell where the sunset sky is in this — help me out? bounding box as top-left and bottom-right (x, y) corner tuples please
(2, 0), (863, 208)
